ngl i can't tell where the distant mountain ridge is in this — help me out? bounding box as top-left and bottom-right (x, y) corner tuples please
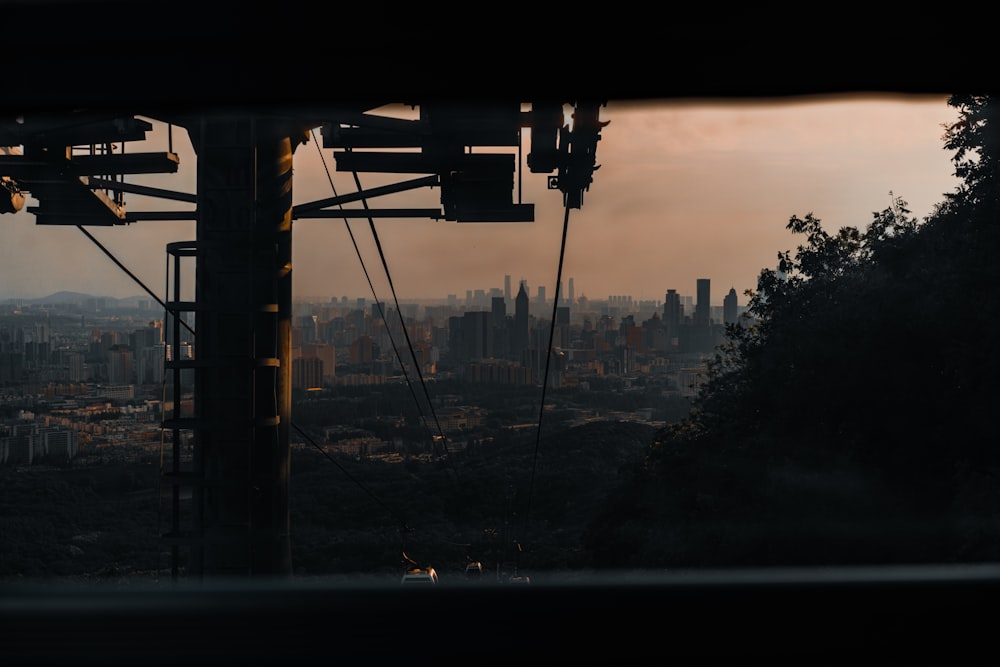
(3, 292), (149, 306)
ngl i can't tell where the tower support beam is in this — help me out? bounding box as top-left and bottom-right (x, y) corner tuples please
(187, 116), (298, 577)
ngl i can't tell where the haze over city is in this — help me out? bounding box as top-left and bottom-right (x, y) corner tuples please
(1, 94), (961, 306)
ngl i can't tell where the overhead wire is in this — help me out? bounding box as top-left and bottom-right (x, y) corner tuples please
(310, 129), (456, 480)
(76, 224), (189, 577)
(76, 225), (193, 337)
(525, 203), (572, 519)
(292, 422), (410, 531)
(511, 101), (600, 575)
(74, 193), (414, 548)
(308, 132), (422, 422)
(348, 161), (456, 475)
(310, 128), (464, 562)
(79, 113), (583, 576)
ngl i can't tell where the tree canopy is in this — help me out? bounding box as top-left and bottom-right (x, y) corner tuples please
(584, 95), (1000, 568)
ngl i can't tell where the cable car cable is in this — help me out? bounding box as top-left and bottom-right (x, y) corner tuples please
(76, 225), (193, 337)
(345, 156), (455, 474)
(292, 422), (411, 532)
(76, 219), (414, 533)
(310, 132), (457, 480)
(308, 130), (434, 457)
(511, 195), (574, 578)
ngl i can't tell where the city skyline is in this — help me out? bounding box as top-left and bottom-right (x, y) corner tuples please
(1, 95), (962, 305)
(1, 274), (733, 311)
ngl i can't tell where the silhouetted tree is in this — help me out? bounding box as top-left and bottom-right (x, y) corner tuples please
(584, 95), (1000, 568)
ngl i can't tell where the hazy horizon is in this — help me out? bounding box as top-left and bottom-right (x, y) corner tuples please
(1, 95), (962, 306)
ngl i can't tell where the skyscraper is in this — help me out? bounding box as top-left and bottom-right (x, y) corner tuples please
(555, 305), (570, 348)
(664, 289), (680, 344)
(491, 296), (508, 358)
(512, 281), (529, 360)
(724, 287), (738, 325)
(695, 279), (711, 328)
(504, 274), (512, 302)
(568, 278), (575, 305)
(461, 311), (492, 360)
(695, 278), (712, 352)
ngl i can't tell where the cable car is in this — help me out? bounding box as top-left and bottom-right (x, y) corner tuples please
(401, 567), (439, 585)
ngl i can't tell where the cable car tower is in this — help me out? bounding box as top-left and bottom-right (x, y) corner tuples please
(1, 101), (607, 578)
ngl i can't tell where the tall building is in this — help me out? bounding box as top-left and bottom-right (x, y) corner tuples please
(349, 335), (374, 364)
(298, 314), (319, 344)
(694, 279), (712, 352)
(504, 274), (512, 302)
(568, 278), (575, 305)
(512, 281), (529, 360)
(724, 287), (739, 325)
(292, 357), (323, 390)
(301, 342), (336, 384)
(663, 289), (680, 345)
(139, 345), (164, 385)
(555, 305), (570, 348)
(461, 311), (493, 360)
(695, 279), (711, 328)
(108, 345), (133, 385)
(68, 351), (86, 383)
(491, 296), (508, 358)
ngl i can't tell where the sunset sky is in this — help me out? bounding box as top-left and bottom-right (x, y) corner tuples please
(0, 94), (962, 307)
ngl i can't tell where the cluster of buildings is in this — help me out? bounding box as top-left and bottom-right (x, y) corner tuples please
(0, 277), (746, 466)
(303, 276), (746, 390)
(0, 416), (78, 466)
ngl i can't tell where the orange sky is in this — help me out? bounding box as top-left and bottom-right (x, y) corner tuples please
(0, 94), (961, 307)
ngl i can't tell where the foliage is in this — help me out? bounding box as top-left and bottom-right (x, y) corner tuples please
(585, 95), (1000, 568)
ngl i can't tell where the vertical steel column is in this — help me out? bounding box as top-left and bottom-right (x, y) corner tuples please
(163, 240), (198, 579)
(188, 116), (294, 577)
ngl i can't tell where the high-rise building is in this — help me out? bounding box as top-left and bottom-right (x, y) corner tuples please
(724, 287), (738, 325)
(349, 335), (374, 364)
(694, 279), (712, 352)
(512, 282), (529, 360)
(568, 278), (575, 305)
(292, 357), (323, 390)
(491, 296), (508, 358)
(555, 305), (570, 348)
(664, 289), (680, 344)
(504, 274), (512, 302)
(108, 345), (133, 385)
(301, 342), (336, 384)
(298, 314), (319, 344)
(695, 279), (711, 328)
(461, 311), (493, 360)
(139, 345), (164, 385)
(68, 351), (86, 383)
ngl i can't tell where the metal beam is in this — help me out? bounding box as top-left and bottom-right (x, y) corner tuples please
(321, 112), (424, 140)
(87, 176), (198, 204)
(87, 177), (196, 203)
(70, 151), (180, 175)
(292, 174), (438, 213)
(126, 211), (196, 221)
(333, 151), (514, 174)
(294, 208), (444, 220)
